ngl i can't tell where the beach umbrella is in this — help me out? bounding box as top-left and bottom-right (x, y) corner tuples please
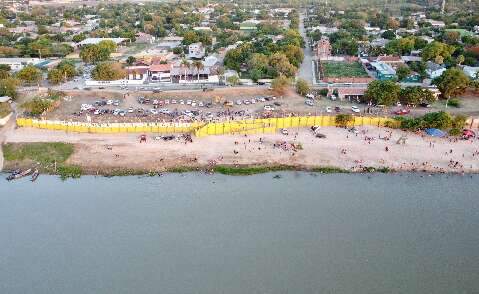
(425, 128), (446, 137)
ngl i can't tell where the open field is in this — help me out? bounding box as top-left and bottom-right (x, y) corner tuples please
(321, 61), (369, 78)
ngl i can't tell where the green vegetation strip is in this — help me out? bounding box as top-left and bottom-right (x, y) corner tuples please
(3, 142), (81, 180)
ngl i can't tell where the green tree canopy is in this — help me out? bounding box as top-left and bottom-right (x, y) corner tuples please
(432, 67), (470, 99)
(364, 80), (400, 106)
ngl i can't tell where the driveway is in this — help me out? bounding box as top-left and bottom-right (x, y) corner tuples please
(297, 12), (314, 84)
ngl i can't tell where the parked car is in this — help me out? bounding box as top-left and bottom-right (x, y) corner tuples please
(351, 106), (360, 113)
(334, 106), (341, 113)
(394, 109), (410, 115)
(305, 100), (314, 106)
(264, 105), (275, 111)
(280, 128), (289, 135)
(325, 106), (332, 113)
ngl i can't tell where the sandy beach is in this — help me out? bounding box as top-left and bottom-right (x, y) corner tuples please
(3, 125), (479, 174)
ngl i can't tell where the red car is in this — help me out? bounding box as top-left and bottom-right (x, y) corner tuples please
(394, 109), (410, 115)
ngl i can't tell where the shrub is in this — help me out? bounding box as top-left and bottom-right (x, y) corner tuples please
(447, 98), (460, 108)
(57, 165), (82, 180)
(21, 98), (53, 116)
(335, 114), (354, 127)
(318, 89), (329, 96)
(448, 128), (462, 136)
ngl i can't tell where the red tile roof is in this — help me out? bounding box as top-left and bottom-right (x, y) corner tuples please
(149, 64), (171, 72)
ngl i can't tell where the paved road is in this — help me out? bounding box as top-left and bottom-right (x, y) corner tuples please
(297, 12), (314, 84)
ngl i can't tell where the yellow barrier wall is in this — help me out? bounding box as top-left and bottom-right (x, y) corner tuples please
(17, 116), (399, 137)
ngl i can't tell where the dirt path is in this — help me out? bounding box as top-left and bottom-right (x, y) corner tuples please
(4, 125), (479, 174)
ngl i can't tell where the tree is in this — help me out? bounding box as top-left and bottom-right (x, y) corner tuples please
(47, 69), (64, 85)
(80, 41), (116, 64)
(126, 56), (136, 66)
(396, 65), (411, 81)
(296, 78), (310, 96)
(381, 30), (396, 40)
(421, 41), (455, 62)
(226, 75), (239, 86)
(283, 44), (304, 68)
(433, 68), (470, 104)
(271, 75), (290, 94)
(364, 80), (401, 106)
(48, 61), (77, 85)
(16, 65), (42, 85)
(399, 86), (435, 105)
(269, 52), (296, 78)
(456, 55), (465, 65)
(192, 60), (204, 82)
(0, 77), (19, 99)
(92, 62), (126, 81)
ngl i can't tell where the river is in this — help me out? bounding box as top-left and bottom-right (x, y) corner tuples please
(1, 172), (478, 294)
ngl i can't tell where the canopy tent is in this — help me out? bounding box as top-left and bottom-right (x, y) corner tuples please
(425, 128), (446, 137)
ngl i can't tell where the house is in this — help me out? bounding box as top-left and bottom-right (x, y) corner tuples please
(426, 61), (446, 79)
(424, 19), (445, 28)
(310, 26), (339, 35)
(135, 32), (155, 44)
(463, 66), (479, 79)
(157, 36), (183, 50)
(239, 21), (258, 32)
(376, 56), (404, 68)
(148, 63), (172, 83)
(315, 37), (332, 59)
(0, 57), (44, 71)
(336, 87), (366, 101)
(371, 61), (396, 80)
(125, 66), (149, 82)
(370, 38), (389, 48)
(76, 38), (128, 48)
(188, 42), (205, 59)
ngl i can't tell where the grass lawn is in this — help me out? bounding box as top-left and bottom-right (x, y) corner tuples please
(0, 102), (11, 118)
(3, 142), (74, 168)
(321, 61), (368, 78)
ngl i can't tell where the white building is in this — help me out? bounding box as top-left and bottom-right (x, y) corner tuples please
(76, 38), (128, 47)
(0, 58), (44, 71)
(188, 42), (205, 59)
(463, 66), (479, 79)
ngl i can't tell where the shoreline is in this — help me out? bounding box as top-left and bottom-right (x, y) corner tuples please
(2, 125), (479, 178)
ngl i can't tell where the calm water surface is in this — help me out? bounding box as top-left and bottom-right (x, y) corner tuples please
(1, 172), (478, 294)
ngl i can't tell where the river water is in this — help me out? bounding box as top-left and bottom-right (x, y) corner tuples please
(1, 172), (478, 294)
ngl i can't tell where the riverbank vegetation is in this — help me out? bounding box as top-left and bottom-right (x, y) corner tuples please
(2, 142), (81, 179)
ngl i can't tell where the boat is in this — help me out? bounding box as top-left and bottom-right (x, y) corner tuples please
(31, 169), (40, 182)
(9, 168), (32, 181)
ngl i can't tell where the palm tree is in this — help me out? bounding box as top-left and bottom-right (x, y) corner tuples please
(180, 58), (190, 82)
(193, 60), (204, 82)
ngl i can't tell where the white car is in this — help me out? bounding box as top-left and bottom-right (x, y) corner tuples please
(236, 100), (242, 105)
(186, 100), (192, 105)
(128, 107), (134, 113)
(280, 128), (288, 135)
(198, 101), (204, 107)
(264, 105), (274, 111)
(107, 100), (113, 105)
(325, 106), (332, 113)
(244, 100), (250, 105)
(150, 109), (158, 115)
(165, 99), (170, 104)
(306, 94), (315, 99)
(351, 106), (360, 113)
(179, 100), (185, 105)
(305, 100), (314, 106)
(171, 99), (177, 104)
(251, 99), (256, 104)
